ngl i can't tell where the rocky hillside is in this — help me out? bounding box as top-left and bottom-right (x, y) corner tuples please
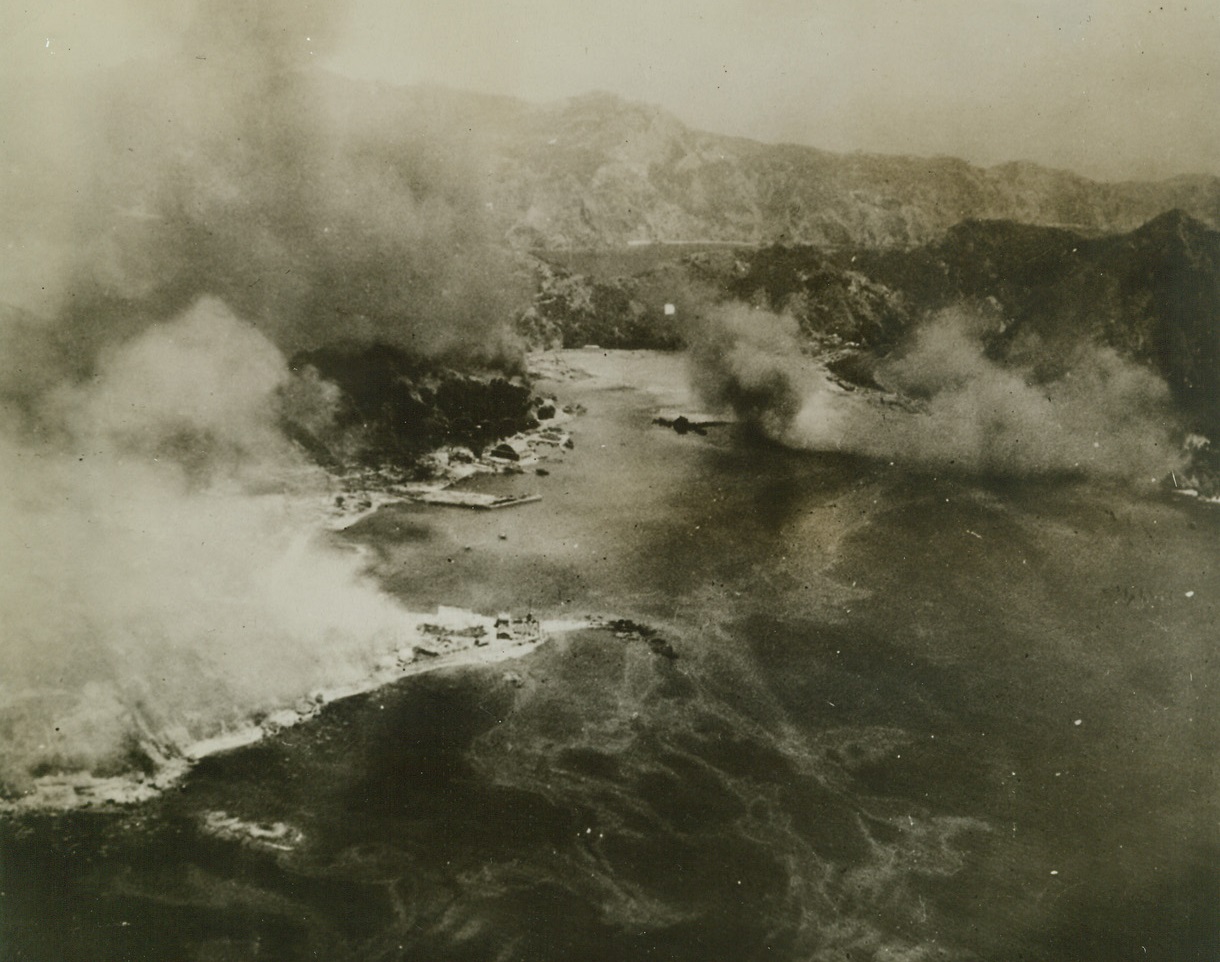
(284, 342), (541, 469)
(461, 89), (1220, 250)
(518, 212), (1220, 442)
(835, 210), (1220, 435)
(301, 80), (1220, 252)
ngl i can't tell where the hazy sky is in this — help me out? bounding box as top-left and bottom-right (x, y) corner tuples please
(5, 0), (1219, 181)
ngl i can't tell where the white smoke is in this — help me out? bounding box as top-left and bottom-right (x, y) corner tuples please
(692, 303), (1182, 479)
(0, 0), (531, 794)
(0, 300), (409, 791)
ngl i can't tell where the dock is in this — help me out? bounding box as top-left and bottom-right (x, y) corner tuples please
(413, 490), (542, 510)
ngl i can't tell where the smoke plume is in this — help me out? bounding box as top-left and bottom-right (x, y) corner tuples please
(2, 0), (525, 406)
(691, 303), (1181, 479)
(0, 3), (527, 792)
(1, 300), (416, 791)
(687, 302), (807, 438)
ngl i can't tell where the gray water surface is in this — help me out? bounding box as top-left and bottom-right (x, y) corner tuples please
(3, 350), (1217, 961)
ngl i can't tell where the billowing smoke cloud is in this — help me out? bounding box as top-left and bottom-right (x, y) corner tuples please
(2, 0), (525, 407)
(0, 300), (413, 791)
(687, 302), (807, 438)
(692, 303), (1181, 479)
(0, 3), (527, 792)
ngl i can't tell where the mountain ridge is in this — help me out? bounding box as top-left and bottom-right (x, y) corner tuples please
(458, 87), (1220, 250)
(222, 73), (1220, 251)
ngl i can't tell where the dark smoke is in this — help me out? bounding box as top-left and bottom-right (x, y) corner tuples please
(691, 303), (1183, 480)
(687, 302), (807, 437)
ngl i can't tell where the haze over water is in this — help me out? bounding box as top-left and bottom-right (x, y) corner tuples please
(5, 351), (1216, 961)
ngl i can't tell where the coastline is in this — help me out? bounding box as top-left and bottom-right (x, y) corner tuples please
(0, 356), (597, 816)
(322, 360), (581, 531)
(0, 606), (586, 815)
(1, 348), (713, 816)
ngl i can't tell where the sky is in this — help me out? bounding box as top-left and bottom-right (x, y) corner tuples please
(3, 0), (1219, 181)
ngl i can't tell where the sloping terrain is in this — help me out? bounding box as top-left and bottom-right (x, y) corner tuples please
(518, 212), (1220, 444)
(465, 89), (1220, 249)
(305, 80), (1220, 251)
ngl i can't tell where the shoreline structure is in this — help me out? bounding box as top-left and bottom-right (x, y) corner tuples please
(0, 352), (608, 816)
(1, 606), (591, 815)
(5, 349), (1210, 815)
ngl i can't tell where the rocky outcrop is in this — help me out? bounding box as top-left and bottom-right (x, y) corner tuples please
(520, 211), (1220, 439)
(284, 342), (542, 469)
(713, 212), (1220, 436)
(514, 259), (684, 350)
(837, 211), (1220, 434)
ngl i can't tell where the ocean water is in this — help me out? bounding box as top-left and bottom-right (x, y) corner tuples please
(3, 350), (1218, 961)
